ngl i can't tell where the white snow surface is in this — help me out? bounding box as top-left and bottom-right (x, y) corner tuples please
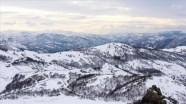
(163, 46), (186, 54)
(0, 95), (125, 104)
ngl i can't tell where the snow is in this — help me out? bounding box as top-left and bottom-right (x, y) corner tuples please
(36, 51), (92, 65)
(33, 79), (62, 90)
(0, 62), (25, 92)
(93, 43), (135, 56)
(163, 46), (186, 54)
(86, 75), (113, 87)
(101, 63), (131, 76)
(0, 95), (126, 104)
(125, 59), (186, 77)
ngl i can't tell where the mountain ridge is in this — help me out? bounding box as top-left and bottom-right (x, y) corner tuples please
(1, 30), (186, 53)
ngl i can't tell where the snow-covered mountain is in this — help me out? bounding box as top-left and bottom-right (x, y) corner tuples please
(105, 31), (186, 49)
(0, 42), (186, 103)
(0, 37), (27, 52)
(1, 30), (186, 53)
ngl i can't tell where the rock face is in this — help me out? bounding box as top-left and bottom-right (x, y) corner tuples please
(141, 85), (166, 104)
(136, 85), (178, 104)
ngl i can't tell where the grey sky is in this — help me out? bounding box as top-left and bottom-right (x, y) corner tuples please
(0, 0), (186, 34)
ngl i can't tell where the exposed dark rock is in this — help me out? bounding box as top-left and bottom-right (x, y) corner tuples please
(135, 85), (178, 104)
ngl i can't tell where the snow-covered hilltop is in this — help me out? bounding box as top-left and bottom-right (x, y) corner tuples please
(0, 42), (186, 103)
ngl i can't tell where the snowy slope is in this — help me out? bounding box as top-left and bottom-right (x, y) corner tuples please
(0, 43), (186, 103)
(163, 46), (186, 55)
(0, 95), (126, 104)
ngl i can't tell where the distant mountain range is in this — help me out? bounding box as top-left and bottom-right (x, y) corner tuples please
(1, 30), (186, 53)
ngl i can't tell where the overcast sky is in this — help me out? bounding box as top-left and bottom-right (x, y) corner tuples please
(0, 0), (186, 34)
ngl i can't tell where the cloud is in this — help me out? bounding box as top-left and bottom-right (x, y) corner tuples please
(40, 22), (53, 26)
(0, 11), (19, 15)
(25, 21), (36, 26)
(69, 16), (87, 20)
(0, 0), (186, 33)
(1, 22), (16, 25)
(171, 4), (183, 10)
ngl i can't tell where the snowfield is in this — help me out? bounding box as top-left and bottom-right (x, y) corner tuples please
(163, 46), (186, 55)
(0, 95), (129, 104)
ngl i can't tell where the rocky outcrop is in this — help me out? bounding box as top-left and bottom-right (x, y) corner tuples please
(135, 85), (178, 104)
